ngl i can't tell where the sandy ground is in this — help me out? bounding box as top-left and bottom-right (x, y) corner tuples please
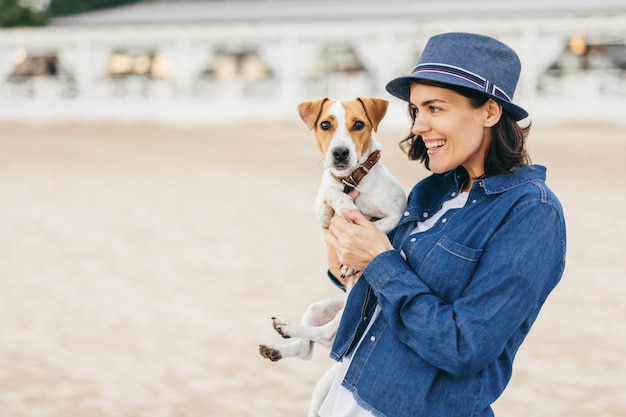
(0, 119), (624, 417)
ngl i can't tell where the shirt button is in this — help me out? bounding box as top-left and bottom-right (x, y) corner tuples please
(403, 211), (410, 217)
(422, 212), (429, 218)
(478, 181), (484, 187)
(370, 336), (376, 342)
(472, 199), (477, 204)
(441, 218), (447, 223)
(451, 192), (457, 197)
(410, 237), (416, 243)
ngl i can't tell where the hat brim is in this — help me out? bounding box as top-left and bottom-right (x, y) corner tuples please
(385, 74), (529, 122)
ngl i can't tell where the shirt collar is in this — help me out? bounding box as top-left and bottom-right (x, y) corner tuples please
(478, 165), (546, 195)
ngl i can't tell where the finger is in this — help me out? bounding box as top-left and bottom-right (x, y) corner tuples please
(341, 209), (372, 226)
(329, 213), (351, 230)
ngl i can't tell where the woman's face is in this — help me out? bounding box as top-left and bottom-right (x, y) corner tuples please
(409, 83), (499, 180)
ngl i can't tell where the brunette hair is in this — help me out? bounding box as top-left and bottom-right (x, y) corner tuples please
(399, 80), (531, 176)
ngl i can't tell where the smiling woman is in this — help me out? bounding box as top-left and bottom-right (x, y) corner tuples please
(321, 32), (567, 417)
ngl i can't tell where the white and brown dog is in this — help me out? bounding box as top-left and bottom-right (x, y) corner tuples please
(259, 97), (406, 416)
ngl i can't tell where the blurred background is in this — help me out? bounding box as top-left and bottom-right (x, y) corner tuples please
(0, 0), (625, 125)
(0, 1), (625, 417)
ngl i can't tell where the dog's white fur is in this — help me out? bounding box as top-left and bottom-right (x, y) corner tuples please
(259, 97), (406, 417)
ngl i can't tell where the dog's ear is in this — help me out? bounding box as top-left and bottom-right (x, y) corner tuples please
(297, 98), (329, 130)
(356, 97), (389, 132)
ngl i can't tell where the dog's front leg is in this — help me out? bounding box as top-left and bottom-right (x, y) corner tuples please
(315, 199), (335, 230)
(320, 187), (362, 277)
(327, 193), (359, 220)
(372, 210), (404, 234)
(315, 178), (359, 229)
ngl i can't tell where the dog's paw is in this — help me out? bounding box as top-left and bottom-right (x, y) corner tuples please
(340, 265), (360, 279)
(271, 316), (291, 339)
(258, 344), (282, 362)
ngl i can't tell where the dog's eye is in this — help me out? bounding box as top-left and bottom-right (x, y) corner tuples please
(353, 121), (365, 131)
(320, 121), (331, 131)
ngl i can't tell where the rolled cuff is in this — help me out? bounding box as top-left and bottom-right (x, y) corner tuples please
(327, 270), (347, 292)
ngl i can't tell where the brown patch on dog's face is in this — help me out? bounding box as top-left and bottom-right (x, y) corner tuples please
(298, 98), (335, 155)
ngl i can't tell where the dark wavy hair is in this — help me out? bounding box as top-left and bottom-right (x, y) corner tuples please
(399, 80), (531, 176)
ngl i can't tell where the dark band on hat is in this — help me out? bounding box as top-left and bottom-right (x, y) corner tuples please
(411, 63), (513, 103)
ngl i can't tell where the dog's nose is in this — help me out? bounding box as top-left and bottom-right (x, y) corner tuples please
(332, 147), (350, 163)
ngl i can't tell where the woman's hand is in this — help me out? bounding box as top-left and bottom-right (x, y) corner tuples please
(325, 209), (394, 273)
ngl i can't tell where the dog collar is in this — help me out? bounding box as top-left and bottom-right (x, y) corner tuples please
(332, 149), (381, 193)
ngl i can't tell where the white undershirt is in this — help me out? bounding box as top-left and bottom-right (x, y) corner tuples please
(319, 191), (469, 417)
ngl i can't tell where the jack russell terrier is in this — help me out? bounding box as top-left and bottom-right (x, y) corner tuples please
(259, 97), (406, 416)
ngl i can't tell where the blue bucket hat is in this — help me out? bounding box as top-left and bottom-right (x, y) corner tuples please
(385, 32), (528, 121)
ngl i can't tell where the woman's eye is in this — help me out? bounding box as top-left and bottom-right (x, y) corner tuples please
(410, 107), (418, 119)
(353, 121), (365, 131)
(429, 106), (440, 113)
(320, 121), (331, 130)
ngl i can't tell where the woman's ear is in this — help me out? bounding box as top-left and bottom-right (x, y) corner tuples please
(483, 99), (502, 127)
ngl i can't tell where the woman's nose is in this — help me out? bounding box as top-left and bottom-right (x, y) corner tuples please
(411, 113), (429, 136)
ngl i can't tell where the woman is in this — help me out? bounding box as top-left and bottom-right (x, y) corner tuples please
(320, 32), (566, 417)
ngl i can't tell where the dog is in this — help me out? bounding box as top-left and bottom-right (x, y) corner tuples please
(259, 97), (406, 416)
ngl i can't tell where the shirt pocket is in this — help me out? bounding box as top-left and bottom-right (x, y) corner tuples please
(417, 235), (483, 302)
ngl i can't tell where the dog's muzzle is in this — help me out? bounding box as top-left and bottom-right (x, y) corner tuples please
(331, 146), (350, 168)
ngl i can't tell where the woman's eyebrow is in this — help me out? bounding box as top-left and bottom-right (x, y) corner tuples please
(421, 98), (446, 106)
(410, 98), (447, 108)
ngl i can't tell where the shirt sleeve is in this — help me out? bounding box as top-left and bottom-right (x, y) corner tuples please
(327, 270), (347, 292)
(362, 201), (566, 377)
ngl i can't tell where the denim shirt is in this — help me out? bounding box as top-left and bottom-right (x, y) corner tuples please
(329, 164), (566, 417)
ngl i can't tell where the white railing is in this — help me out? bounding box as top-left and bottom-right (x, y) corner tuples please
(0, 14), (625, 126)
